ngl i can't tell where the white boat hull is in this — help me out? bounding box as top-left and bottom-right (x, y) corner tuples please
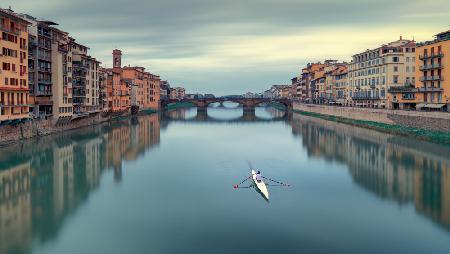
(252, 170), (269, 200)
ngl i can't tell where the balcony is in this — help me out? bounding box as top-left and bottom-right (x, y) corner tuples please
(38, 67), (52, 73)
(0, 24), (20, 35)
(419, 52), (444, 60)
(420, 75), (444, 82)
(352, 95), (381, 100)
(417, 87), (444, 92)
(420, 63), (443, 71)
(38, 30), (51, 38)
(29, 39), (38, 48)
(58, 45), (68, 53)
(38, 79), (52, 85)
(36, 90), (52, 96)
(38, 55), (51, 61)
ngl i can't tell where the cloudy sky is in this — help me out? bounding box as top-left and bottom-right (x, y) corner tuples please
(4, 0), (450, 95)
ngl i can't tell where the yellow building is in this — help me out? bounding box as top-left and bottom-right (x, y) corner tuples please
(349, 37), (416, 108)
(0, 9), (31, 124)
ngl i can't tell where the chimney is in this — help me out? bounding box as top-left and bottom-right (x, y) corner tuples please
(400, 35), (403, 40)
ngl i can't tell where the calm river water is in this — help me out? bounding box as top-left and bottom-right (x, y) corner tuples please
(1, 105), (450, 254)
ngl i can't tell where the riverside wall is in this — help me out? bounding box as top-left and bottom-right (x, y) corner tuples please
(293, 103), (450, 133)
(0, 113), (122, 145)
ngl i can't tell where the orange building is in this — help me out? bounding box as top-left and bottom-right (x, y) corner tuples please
(0, 9), (31, 124)
(415, 30), (450, 111)
(389, 30), (450, 111)
(104, 49), (129, 112)
(104, 49), (160, 112)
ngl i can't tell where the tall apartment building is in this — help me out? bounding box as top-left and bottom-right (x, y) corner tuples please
(34, 21), (54, 117)
(331, 64), (350, 105)
(50, 28), (73, 120)
(298, 62), (326, 103)
(160, 80), (170, 100)
(312, 68), (325, 103)
(388, 30), (450, 111)
(291, 76), (300, 101)
(415, 30), (450, 111)
(349, 37), (416, 108)
(148, 73), (160, 109)
(99, 67), (108, 111)
(0, 9), (30, 124)
(18, 12), (101, 121)
(123, 66), (147, 109)
(72, 43), (101, 116)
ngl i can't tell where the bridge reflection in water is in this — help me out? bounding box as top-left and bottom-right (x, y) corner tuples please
(161, 97), (292, 115)
(162, 106), (290, 123)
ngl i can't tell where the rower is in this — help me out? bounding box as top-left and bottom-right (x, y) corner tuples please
(255, 171), (262, 183)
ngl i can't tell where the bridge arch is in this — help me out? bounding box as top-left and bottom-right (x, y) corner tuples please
(161, 98), (292, 112)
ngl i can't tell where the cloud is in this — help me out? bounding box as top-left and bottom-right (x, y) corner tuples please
(3, 0), (449, 95)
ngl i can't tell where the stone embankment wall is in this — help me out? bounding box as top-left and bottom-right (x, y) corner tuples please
(293, 103), (450, 133)
(0, 114), (112, 145)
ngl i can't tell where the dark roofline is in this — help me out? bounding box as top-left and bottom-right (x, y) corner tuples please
(0, 8), (32, 25)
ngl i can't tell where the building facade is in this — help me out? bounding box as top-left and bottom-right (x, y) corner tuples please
(104, 50), (160, 113)
(0, 9), (31, 124)
(415, 30), (449, 111)
(349, 37), (416, 108)
(388, 31), (450, 111)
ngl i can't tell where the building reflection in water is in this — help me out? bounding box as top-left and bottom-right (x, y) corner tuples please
(291, 113), (450, 230)
(0, 113), (160, 254)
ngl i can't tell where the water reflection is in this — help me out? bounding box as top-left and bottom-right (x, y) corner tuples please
(1, 108), (450, 254)
(162, 106), (288, 123)
(291, 113), (450, 230)
(0, 114), (160, 254)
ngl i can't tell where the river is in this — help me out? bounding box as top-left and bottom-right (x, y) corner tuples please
(1, 105), (450, 254)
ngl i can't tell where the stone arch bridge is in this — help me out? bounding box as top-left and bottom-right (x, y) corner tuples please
(161, 98), (292, 113)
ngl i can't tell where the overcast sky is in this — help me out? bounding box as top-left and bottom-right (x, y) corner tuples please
(3, 0), (450, 95)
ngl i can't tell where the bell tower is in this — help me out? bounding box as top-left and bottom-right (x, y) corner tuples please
(113, 49), (122, 68)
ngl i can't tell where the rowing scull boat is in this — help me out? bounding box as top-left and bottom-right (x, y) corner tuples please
(252, 169), (269, 200)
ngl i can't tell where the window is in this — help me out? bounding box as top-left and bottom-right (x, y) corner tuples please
(393, 57), (399, 63)
(393, 75), (399, 84)
(406, 66), (410, 72)
(2, 63), (10, 70)
(406, 57), (410, 62)
(394, 66), (398, 72)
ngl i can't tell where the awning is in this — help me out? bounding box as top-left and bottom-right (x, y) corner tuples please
(416, 103), (446, 109)
(425, 103), (445, 109)
(416, 103), (427, 109)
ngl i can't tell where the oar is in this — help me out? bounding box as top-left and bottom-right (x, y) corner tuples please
(262, 176), (290, 187)
(233, 174), (253, 189)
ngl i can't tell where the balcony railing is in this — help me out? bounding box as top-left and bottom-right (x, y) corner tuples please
(420, 63), (443, 71)
(417, 87), (444, 92)
(38, 67), (52, 72)
(36, 90), (52, 96)
(419, 52), (444, 60)
(38, 79), (52, 85)
(38, 55), (51, 61)
(420, 75), (443, 82)
(0, 24), (20, 35)
(351, 95), (381, 100)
